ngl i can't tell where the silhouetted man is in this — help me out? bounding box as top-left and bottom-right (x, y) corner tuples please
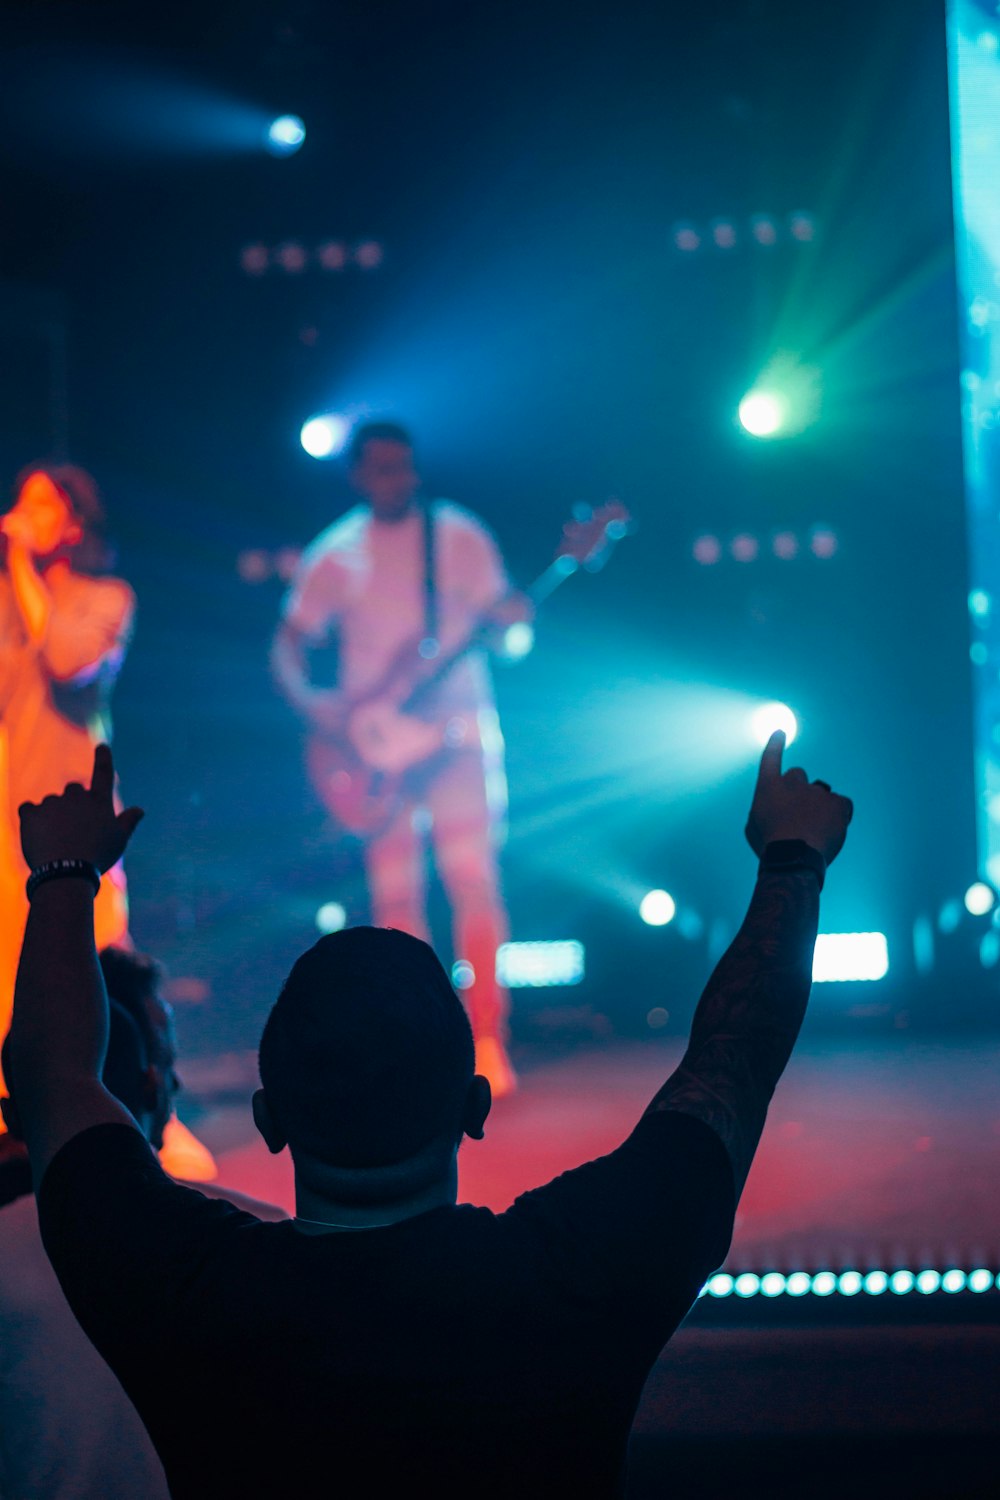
(7, 736), (851, 1498)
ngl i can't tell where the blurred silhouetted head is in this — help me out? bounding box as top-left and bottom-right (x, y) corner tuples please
(257, 927), (475, 1170)
(345, 422), (419, 521)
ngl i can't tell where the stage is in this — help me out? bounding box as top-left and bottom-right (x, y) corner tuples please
(183, 1031), (1000, 1279)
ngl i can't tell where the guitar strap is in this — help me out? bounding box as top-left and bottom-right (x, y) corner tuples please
(421, 500), (438, 651)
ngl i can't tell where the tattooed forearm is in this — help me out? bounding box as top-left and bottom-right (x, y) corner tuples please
(645, 863), (820, 1196)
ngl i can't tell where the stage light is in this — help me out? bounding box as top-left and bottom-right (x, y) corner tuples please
(496, 940), (584, 987)
(750, 702), (798, 747)
(673, 223), (701, 252)
(693, 534), (722, 565)
(712, 219), (737, 249)
(969, 589), (991, 618)
(646, 1006), (669, 1029)
(730, 533), (759, 562)
(639, 890), (676, 926)
(964, 881), (995, 915)
(980, 931), (1000, 968)
(738, 391), (787, 437)
(267, 115), (305, 155)
(300, 413), (350, 459)
(502, 621), (535, 660)
(240, 244), (269, 275)
(772, 531), (799, 560)
(451, 960), (475, 990)
(317, 241), (349, 271)
(812, 933), (889, 983)
(809, 527), (839, 559)
(938, 899), (962, 934)
(750, 214), (778, 246)
(788, 211), (815, 242)
(315, 901), (346, 934)
(354, 241), (385, 269)
(698, 1266), (994, 1302)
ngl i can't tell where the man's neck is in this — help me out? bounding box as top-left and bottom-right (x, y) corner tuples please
(369, 498), (421, 526)
(291, 1150), (458, 1234)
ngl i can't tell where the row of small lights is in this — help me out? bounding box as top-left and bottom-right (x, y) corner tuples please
(240, 241), (385, 276)
(672, 212), (816, 254)
(702, 1267), (998, 1299)
(693, 529), (839, 565)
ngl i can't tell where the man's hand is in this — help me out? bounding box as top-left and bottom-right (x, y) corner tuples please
(745, 731), (853, 865)
(484, 590), (535, 630)
(19, 744), (144, 873)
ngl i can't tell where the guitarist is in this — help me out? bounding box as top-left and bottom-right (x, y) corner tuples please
(271, 422), (531, 1098)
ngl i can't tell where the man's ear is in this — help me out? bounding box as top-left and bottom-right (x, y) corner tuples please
(252, 1088), (287, 1155)
(461, 1074), (491, 1142)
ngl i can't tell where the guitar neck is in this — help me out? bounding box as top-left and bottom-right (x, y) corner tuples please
(399, 556), (580, 714)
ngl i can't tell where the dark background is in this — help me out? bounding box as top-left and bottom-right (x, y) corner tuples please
(0, 0), (977, 1053)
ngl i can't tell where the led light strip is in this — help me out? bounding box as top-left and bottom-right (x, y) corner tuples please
(700, 1268), (998, 1299)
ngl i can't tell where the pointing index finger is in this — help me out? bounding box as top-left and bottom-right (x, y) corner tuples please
(756, 729), (786, 786)
(90, 743), (115, 802)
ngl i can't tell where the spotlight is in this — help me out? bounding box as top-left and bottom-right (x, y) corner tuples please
(730, 533), (759, 562)
(502, 621), (535, 660)
(965, 881), (996, 915)
(750, 214), (778, 246)
(640, 890), (676, 927)
(495, 941), (584, 988)
(300, 413), (350, 459)
(785, 1272), (811, 1297)
(315, 901), (346, 934)
(738, 391), (787, 437)
(692, 534), (722, 565)
(267, 115), (306, 155)
(750, 702), (798, 748)
(451, 960), (475, 990)
(812, 933), (889, 983)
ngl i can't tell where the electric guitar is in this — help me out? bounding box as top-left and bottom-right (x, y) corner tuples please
(307, 501), (631, 837)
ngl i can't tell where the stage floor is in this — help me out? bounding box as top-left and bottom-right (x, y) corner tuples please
(183, 1033), (1000, 1274)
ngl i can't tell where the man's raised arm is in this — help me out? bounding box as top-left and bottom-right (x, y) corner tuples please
(5, 747), (145, 1180)
(647, 731), (853, 1195)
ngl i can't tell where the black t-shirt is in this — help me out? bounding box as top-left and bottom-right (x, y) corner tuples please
(38, 1112), (733, 1500)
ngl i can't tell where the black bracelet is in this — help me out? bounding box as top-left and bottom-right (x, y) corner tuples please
(760, 839), (826, 891)
(26, 859), (102, 902)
